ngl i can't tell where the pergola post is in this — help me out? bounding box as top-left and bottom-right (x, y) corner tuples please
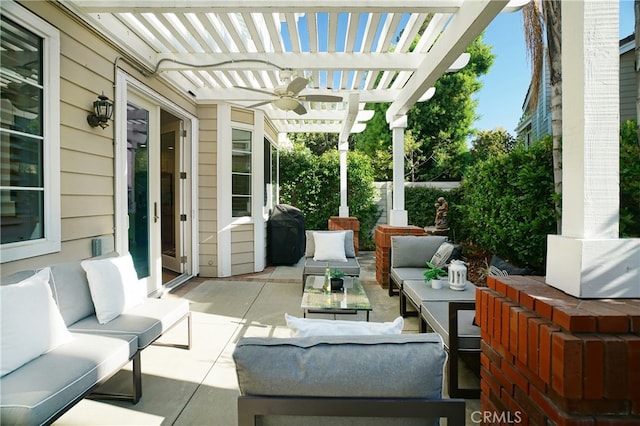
(389, 115), (408, 227)
(546, 0), (640, 298)
(338, 140), (349, 217)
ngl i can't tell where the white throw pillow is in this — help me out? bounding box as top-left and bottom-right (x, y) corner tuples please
(312, 231), (347, 262)
(285, 313), (404, 337)
(1, 268), (72, 377)
(81, 254), (146, 324)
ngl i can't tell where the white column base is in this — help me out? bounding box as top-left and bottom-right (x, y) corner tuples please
(339, 206), (349, 217)
(546, 235), (640, 298)
(389, 210), (408, 227)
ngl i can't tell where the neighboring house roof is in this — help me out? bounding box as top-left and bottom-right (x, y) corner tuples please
(59, 0), (526, 137)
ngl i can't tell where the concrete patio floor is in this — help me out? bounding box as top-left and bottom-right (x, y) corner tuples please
(54, 252), (480, 425)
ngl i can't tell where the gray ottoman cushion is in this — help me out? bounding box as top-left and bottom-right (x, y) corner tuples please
(421, 301), (480, 349)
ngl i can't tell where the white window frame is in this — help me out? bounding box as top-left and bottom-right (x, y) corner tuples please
(231, 125), (253, 219)
(263, 136), (279, 217)
(0, 2), (61, 263)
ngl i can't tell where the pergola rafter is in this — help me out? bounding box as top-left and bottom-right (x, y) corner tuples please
(60, 0), (525, 136)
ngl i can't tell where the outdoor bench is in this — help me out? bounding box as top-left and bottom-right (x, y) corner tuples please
(0, 253), (191, 425)
(388, 235), (461, 297)
(302, 230), (360, 293)
(233, 333), (465, 426)
(420, 301), (481, 399)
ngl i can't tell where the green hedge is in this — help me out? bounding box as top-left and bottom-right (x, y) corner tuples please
(279, 145), (380, 249)
(405, 186), (463, 230)
(620, 120), (640, 238)
(456, 137), (557, 272)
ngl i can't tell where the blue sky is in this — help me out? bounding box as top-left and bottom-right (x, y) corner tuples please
(473, 0), (637, 135)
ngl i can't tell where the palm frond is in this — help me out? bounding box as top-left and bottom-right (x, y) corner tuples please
(522, 0), (544, 113)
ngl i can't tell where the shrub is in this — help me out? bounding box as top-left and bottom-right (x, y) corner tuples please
(279, 145), (380, 249)
(405, 186), (464, 231)
(456, 137), (557, 272)
(620, 120), (640, 237)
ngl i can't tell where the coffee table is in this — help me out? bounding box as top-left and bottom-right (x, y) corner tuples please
(301, 275), (372, 321)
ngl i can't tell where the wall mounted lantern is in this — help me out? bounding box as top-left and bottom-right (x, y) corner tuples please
(87, 92), (113, 129)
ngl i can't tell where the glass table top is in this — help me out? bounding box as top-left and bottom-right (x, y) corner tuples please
(301, 275), (372, 312)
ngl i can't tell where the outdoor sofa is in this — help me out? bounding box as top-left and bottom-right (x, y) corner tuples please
(388, 235), (461, 301)
(232, 333), (465, 425)
(0, 253), (191, 425)
(301, 230), (360, 293)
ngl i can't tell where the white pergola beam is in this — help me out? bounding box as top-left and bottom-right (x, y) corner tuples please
(197, 87), (436, 104)
(386, 0), (509, 123)
(71, 1), (463, 14)
(339, 94), (361, 142)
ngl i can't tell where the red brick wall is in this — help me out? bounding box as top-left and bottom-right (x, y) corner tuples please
(477, 276), (640, 425)
(373, 224), (425, 288)
(328, 217), (360, 255)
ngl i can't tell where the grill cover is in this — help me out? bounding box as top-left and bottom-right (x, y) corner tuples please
(267, 204), (306, 265)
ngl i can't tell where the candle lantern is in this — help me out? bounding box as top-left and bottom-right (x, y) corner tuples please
(448, 260), (467, 290)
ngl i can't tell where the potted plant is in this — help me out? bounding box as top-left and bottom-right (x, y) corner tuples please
(330, 268), (345, 291)
(423, 262), (447, 289)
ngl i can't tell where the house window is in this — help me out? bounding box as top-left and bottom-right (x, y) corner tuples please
(0, 3), (60, 262)
(232, 128), (252, 217)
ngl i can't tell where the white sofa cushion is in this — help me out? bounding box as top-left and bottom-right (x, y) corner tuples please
(312, 231), (347, 262)
(1, 268), (72, 377)
(285, 314), (403, 337)
(81, 254), (146, 324)
(305, 230), (356, 258)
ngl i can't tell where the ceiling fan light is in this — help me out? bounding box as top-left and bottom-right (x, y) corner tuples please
(273, 97), (299, 110)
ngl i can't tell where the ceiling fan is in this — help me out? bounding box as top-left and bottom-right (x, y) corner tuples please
(235, 70), (343, 115)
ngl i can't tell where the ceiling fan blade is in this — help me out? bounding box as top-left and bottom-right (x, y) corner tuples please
(293, 102), (307, 115)
(234, 86), (276, 96)
(247, 100), (273, 108)
(286, 77), (309, 95)
(299, 94), (343, 103)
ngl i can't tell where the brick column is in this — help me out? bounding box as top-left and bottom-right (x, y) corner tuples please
(328, 217), (360, 255)
(476, 276), (640, 425)
(374, 224), (425, 288)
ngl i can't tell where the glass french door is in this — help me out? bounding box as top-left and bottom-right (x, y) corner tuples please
(126, 92), (161, 291)
(161, 119), (183, 274)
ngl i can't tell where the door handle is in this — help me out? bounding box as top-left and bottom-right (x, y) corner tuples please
(154, 202), (159, 223)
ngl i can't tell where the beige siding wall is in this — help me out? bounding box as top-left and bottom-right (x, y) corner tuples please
(264, 118), (278, 142)
(231, 107), (254, 125)
(198, 104), (218, 277)
(620, 49), (636, 123)
(3, 1), (196, 275)
(231, 224), (255, 275)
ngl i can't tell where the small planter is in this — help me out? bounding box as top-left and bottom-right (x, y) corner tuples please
(430, 279), (443, 289)
(330, 277), (344, 291)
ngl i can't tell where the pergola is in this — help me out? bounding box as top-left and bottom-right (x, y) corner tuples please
(60, 0), (523, 220)
(58, 0), (638, 297)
